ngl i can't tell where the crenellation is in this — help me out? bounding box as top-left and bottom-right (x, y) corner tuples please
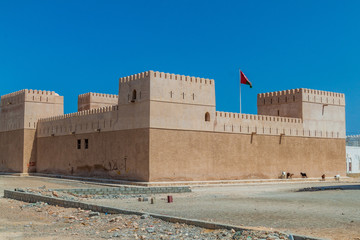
(215, 111), (302, 124)
(0, 69), (347, 180)
(150, 70), (214, 86)
(258, 88), (344, 107)
(39, 104), (118, 124)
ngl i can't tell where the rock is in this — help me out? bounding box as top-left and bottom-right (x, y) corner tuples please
(141, 214), (150, 219)
(52, 191), (59, 197)
(89, 212), (100, 217)
(232, 231), (243, 240)
(146, 226), (155, 233)
(113, 232), (120, 237)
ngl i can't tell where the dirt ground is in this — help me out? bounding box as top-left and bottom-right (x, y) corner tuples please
(1, 175), (360, 240)
(83, 181), (360, 240)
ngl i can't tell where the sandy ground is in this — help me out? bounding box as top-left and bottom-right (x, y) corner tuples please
(1, 175), (360, 240)
(84, 182), (360, 240)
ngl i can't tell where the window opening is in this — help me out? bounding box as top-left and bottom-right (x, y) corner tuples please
(205, 112), (210, 122)
(85, 139), (89, 149)
(131, 90), (136, 102)
(77, 139), (81, 149)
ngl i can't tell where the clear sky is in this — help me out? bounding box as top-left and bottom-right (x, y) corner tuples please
(0, 0), (359, 134)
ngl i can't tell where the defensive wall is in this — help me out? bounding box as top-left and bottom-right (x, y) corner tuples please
(78, 92), (118, 112)
(0, 89), (63, 173)
(0, 70), (347, 181)
(257, 88), (346, 138)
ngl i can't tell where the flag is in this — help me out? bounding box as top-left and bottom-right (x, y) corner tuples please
(240, 71), (252, 88)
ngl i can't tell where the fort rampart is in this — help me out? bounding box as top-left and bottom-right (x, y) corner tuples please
(0, 70), (347, 181)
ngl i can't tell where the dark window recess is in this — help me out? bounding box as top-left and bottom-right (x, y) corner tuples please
(77, 139), (81, 149)
(85, 139), (89, 149)
(131, 90), (136, 102)
(205, 112), (210, 122)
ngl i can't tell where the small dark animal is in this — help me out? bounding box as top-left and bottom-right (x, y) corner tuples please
(321, 174), (326, 181)
(300, 172), (308, 178)
(286, 173), (294, 179)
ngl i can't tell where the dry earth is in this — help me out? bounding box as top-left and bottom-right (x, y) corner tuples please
(84, 182), (360, 240)
(1, 175), (360, 240)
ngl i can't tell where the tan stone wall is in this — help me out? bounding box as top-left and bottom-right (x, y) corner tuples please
(257, 88), (346, 138)
(0, 89), (63, 131)
(36, 128), (150, 181)
(37, 102), (150, 137)
(149, 129), (346, 182)
(257, 89), (303, 118)
(215, 112), (303, 135)
(78, 93), (118, 112)
(0, 130), (24, 172)
(23, 129), (37, 173)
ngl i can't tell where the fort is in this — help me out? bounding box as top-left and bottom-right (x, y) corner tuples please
(0, 70), (346, 182)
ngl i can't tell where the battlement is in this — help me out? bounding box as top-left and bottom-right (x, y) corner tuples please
(78, 92), (118, 101)
(151, 70), (214, 85)
(215, 111), (303, 124)
(119, 70), (214, 85)
(301, 88), (345, 106)
(78, 92), (118, 111)
(1, 89), (62, 107)
(257, 88), (345, 106)
(119, 71), (151, 83)
(39, 105), (118, 123)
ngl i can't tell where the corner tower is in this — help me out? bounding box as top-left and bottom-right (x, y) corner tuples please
(257, 88), (346, 138)
(118, 70), (216, 131)
(0, 89), (63, 173)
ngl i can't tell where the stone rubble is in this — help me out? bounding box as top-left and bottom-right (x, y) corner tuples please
(15, 186), (294, 240)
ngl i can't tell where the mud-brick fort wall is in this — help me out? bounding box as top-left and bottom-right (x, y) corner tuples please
(257, 89), (346, 138)
(0, 70), (347, 182)
(35, 72), (154, 181)
(78, 93), (118, 112)
(0, 90), (63, 173)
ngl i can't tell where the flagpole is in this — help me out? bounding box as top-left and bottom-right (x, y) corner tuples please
(239, 69), (242, 114)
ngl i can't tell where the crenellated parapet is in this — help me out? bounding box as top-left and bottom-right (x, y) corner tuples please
(78, 92), (118, 102)
(119, 71), (151, 83)
(78, 92), (118, 111)
(257, 88), (345, 106)
(118, 70), (216, 107)
(301, 88), (345, 106)
(257, 89), (301, 106)
(40, 105), (118, 123)
(150, 70), (214, 85)
(216, 111), (302, 124)
(214, 111), (342, 138)
(1, 89), (62, 107)
(119, 70), (214, 85)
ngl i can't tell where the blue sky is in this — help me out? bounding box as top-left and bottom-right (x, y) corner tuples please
(0, 0), (359, 134)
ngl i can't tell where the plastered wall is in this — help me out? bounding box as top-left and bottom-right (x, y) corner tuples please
(149, 129), (346, 182)
(0, 71), (348, 182)
(257, 88), (346, 138)
(78, 93), (118, 112)
(36, 128), (150, 181)
(0, 130), (24, 172)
